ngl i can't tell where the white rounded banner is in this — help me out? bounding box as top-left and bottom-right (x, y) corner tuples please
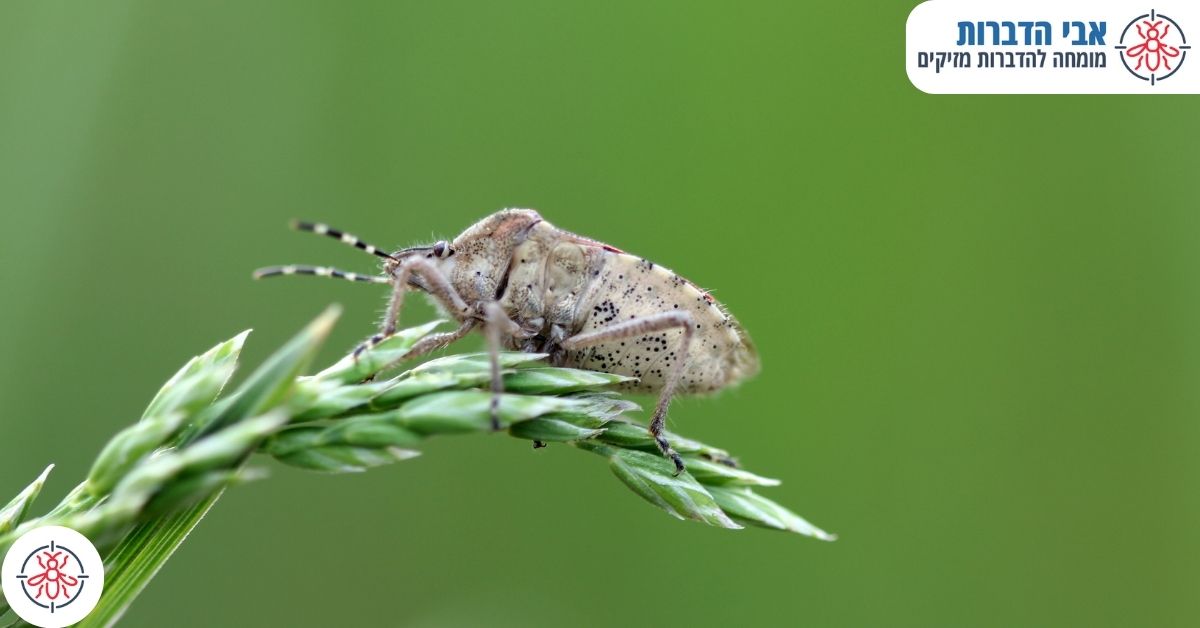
(907, 1), (1200, 93)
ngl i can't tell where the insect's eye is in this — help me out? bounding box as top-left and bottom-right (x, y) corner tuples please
(432, 241), (452, 259)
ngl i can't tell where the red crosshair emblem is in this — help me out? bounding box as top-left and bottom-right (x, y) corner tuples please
(24, 550), (79, 602)
(1126, 20), (1182, 72)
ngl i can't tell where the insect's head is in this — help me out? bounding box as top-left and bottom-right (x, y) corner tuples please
(382, 239), (457, 291)
(393, 209), (543, 301)
(252, 210), (543, 304)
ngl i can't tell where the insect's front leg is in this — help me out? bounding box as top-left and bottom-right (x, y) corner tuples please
(401, 320), (476, 362)
(560, 311), (694, 475)
(353, 257), (470, 358)
(482, 301), (522, 431)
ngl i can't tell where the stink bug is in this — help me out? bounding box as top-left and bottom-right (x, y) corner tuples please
(254, 209), (759, 472)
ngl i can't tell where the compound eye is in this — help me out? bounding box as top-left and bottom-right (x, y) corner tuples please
(432, 240), (451, 259)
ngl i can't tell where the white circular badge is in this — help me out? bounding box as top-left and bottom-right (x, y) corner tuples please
(2, 526), (104, 628)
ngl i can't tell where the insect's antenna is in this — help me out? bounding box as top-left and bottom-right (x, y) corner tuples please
(253, 265), (391, 285)
(291, 221), (396, 261)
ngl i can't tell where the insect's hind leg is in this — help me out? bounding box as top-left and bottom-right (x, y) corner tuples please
(560, 311), (694, 475)
(353, 257), (470, 358)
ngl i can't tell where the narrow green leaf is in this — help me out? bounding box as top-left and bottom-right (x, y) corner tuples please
(592, 420), (734, 464)
(77, 492), (224, 628)
(314, 319), (445, 384)
(141, 468), (266, 519)
(576, 442), (740, 530)
(368, 351), (554, 409)
(394, 391), (596, 434)
(264, 403), (426, 474)
(259, 426), (323, 457)
(680, 458), (781, 487)
(93, 412), (289, 528)
(370, 371), (484, 408)
(558, 394), (641, 421)
(708, 485), (836, 541)
(85, 412), (187, 497)
(0, 464), (53, 535)
(173, 412), (292, 473)
(317, 417), (421, 449)
(508, 417), (605, 443)
(407, 352), (548, 376)
(373, 364), (626, 408)
(181, 306), (340, 441)
(141, 330), (249, 420)
(263, 417), (421, 458)
(290, 379), (391, 420)
(274, 445), (420, 473)
(501, 367), (635, 394)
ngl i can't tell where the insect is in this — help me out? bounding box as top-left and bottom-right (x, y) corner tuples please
(255, 209), (759, 473)
(1126, 20), (1181, 72)
(25, 551), (78, 601)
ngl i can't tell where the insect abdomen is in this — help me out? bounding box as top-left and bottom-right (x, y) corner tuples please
(568, 252), (757, 394)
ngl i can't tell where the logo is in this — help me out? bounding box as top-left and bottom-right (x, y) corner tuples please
(1116, 9), (1190, 83)
(2, 526), (104, 628)
(907, 1), (1200, 93)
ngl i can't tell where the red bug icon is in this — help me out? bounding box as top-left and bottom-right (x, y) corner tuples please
(24, 550), (79, 602)
(1126, 20), (1181, 72)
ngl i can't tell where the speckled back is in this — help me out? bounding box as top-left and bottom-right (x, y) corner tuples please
(484, 212), (757, 395)
(562, 246), (758, 395)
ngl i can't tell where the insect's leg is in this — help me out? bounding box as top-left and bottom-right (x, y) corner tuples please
(560, 312), (694, 474)
(353, 257), (470, 358)
(483, 302), (521, 431)
(398, 319), (477, 363)
(363, 318), (479, 379)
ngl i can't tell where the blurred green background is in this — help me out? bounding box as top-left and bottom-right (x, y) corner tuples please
(2, 1), (1197, 626)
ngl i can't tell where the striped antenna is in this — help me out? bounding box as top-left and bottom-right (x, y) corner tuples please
(253, 265), (391, 285)
(292, 221), (396, 260)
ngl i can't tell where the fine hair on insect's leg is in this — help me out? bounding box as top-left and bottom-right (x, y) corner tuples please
(397, 320), (476, 364)
(560, 311), (695, 474)
(354, 257), (471, 358)
(362, 318), (479, 382)
(483, 302), (522, 431)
